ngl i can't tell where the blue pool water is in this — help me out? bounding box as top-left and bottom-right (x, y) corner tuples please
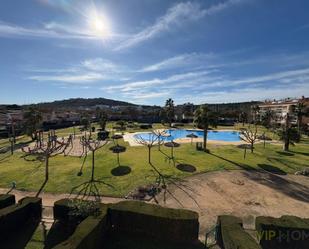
(134, 129), (241, 142)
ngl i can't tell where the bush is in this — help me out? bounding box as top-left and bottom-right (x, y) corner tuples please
(0, 197), (41, 236)
(256, 215), (309, 249)
(0, 194), (15, 209)
(217, 215), (261, 249)
(54, 199), (108, 222)
(52, 208), (109, 249)
(109, 201), (199, 244)
(139, 124), (152, 129)
(97, 131), (109, 140)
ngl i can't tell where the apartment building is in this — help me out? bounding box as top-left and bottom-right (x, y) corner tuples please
(258, 96), (308, 125)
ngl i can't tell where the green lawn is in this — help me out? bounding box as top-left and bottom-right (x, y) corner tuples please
(0, 130), (308, 196)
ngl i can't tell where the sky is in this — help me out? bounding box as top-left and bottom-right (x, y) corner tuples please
(0, 0), (309, 106)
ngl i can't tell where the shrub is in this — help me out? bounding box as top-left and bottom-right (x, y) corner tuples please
(217, 215), (261, 249)
(0, 194), (15, 209)
(52, 208), (109, 249)
(0, 197), (41, 235)
(54, 199), (108, 222)
(256, 215), (309, 249)
(97, 131), (109, 140)
(139, 124), (152, 129)
(109, 201), (199, 244)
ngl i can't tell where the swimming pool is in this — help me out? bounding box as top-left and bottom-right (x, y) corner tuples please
(134, 129), (241, 142)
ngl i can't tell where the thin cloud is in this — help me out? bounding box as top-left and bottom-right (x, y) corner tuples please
(0, 21), (122, 41)
(105, 70), (213, 92)
(28, 72), (105, 83)
(115, 0), (247, 51)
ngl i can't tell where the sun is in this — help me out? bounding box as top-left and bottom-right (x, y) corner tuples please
(89, 13), (111, 38)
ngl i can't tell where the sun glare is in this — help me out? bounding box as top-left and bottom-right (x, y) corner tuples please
(88, 11), (111, 38)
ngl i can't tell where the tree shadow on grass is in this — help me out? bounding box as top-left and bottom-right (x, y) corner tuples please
(289, 150), (309, 157)
(209, 152), (254, 171)
(257, 164), (287, 175)
(276, 151), (294, 156)
(70, 177), (115, 201)
(149, 162), (201, 209)
(267, 156), (305, 171)
(36, 178), (48, 197)
(241, 171), (309, 203)
(111, 166), (131, 176)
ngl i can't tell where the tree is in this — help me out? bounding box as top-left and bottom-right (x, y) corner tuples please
(116, 120), (126, 132)
(261, 108), (274, 129)
(22, 132), (71, 196)
(97, 110), (108, 131)
(251, 105), (260, 124)
(239, 112), (247, 126)
(164, 98), (175, 127)
(23, 107), (42, 140)
(80, 136), (108, 182)
(295, 102), (305, 134)
(135, 132), (158, 164)
(80, 115), (91, 131)
(277, 113), (300, 151)
(194, 104), (217, 152)
(240, 125), (258, 153)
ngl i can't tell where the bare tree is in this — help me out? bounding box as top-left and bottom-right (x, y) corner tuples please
(72, 135), (111, 201)
(153, 129), (168, 151)
(22, 131), (71, 196)
(240, 125), (258, 153)
(135, 132), (158, 164)
(80, 136), (108, 182)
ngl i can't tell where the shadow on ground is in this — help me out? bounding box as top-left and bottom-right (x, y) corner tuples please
(176, 164), (197, 173)
(0, 218), (40, 249)
(111, 166), (131, 176)
(241, 171), (309, 203)
(257, 164), (287, 175)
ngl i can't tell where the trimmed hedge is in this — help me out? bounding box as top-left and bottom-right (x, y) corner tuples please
(52, 208), (109, 249)
(217, 215), (261, 249)
(109, 201), (199, 244)
(53, 198), (108, 222)
(0, 194), (15, 209)
(0, 197), (41, 236)
(256, 215), (309, 249)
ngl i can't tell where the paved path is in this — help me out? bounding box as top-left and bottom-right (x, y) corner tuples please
(0, 188), (125, 207)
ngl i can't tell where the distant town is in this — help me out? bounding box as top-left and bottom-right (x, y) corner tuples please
(1, 96), (308, 138)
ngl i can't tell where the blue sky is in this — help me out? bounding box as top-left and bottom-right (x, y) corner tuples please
(0, 0), (309, 106)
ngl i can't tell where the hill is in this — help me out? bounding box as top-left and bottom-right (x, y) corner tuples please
(25, 98), (136, 110)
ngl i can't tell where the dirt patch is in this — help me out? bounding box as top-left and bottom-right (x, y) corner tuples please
(153, 170), (309, 240)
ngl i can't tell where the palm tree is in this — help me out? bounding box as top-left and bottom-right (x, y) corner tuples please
(23, 107), (42, 140)
(295, 102), (305, 134)
(239, 112), (247, 126)
(251, 105), (260, 124)
(194, 104), (217, 152)
(164, 98), (175, 127)
(261, 109), (274, 129)
(97, 110), (108, 131)
(278, 113), (300, 151)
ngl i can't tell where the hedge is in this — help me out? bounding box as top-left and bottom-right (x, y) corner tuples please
(109, 201), (199, 244)
(52, 208), (109, 249)
(53, 198), (109, 222)
(217, 215), (261, 249)
(0, 197), (41, 236)
(256, 215), (309, 249)
(0, 194), (15, 209)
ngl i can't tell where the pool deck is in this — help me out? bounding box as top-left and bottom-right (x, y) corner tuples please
(123, 129), (246, 146)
